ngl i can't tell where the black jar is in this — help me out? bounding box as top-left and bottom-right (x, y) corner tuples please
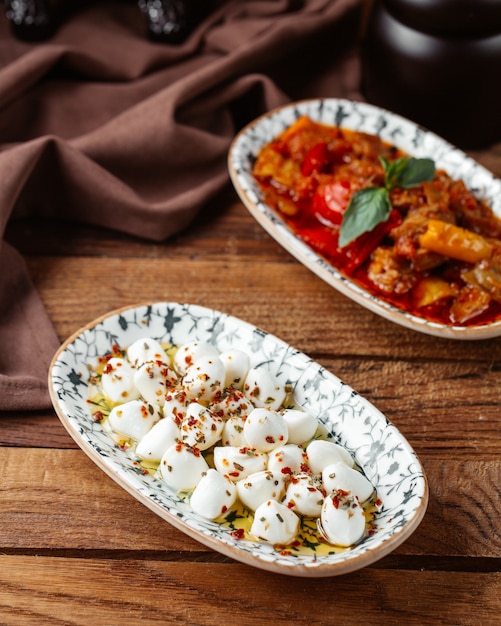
(361, 0), (501, 149)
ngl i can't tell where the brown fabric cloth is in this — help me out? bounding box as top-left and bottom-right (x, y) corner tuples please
(0, 0), (363, 411)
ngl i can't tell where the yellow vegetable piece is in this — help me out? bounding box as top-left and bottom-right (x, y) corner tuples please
(412, 276), (459, 309)
(418, 219), (493, 264)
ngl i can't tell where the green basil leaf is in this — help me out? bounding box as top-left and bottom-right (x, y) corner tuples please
(339, 187), (392, 247)
(388, 157), (435, 189)
(380, 156), (408, 189)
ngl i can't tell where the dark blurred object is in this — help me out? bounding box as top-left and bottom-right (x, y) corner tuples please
(361, 0), (501, 149)
(4, 0), (58, 40)
(138, 0), (195, 43)
(3, 0), (201, 43)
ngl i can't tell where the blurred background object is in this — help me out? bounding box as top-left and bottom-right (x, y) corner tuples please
(361, 0), (501, 149)
(3, 0), (204, 43)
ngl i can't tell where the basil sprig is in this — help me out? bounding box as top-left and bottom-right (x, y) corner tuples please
(338, 156), (435, 248)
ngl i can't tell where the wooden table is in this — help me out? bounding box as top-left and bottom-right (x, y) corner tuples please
(2, 158), (501, 623)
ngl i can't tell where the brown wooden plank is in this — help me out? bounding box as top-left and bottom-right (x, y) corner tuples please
(25, 254), (501, 367)
(0, 556), (499, 625)
(1, 448), (499, 560)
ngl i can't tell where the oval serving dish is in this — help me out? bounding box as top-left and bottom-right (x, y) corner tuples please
(49, 302), (428, 577)
(228, 98), (501, 339)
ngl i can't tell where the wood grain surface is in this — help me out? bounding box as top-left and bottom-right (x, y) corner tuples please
(2, 187), (500, 625)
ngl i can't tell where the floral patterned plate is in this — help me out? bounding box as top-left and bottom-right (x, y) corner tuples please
(49, 302), (428, 577)
(228, 98), (501, 339)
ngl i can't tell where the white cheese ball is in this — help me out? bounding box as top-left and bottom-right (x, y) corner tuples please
(219, 348), (250, 389)
(127, 337), (169, 368)
(243, 408), (288, 452)
(244, 367), (286, 410)
(108, 399), (161, 441)
(283, 473), (324, 517)
(135, 415), (180, 461)
(236, 470), (286, 512)
(281, 408), (318, 445)
(322, 462), (375, 503)
(306, 439), (354, 474)
(179, 402), (224, 451)
(221, 415), (247, 447)
(190, 469), (237, 520)
(159, 442), (209, 491)
(133, 360), (176, 406)
(163, 389), (189, 424)
(213, 446), (267, 482)
(182, 355), (225, 402)
(211, 388), (252, 420)
(101, 357), (140, 403)
(173, 341), (220, 376)
(267, 444), (307, 474)
(250, 500), (300, 545)
(320, 490), (366, 547)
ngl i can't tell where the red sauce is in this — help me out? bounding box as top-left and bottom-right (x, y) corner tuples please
(252, 116), (501, 327)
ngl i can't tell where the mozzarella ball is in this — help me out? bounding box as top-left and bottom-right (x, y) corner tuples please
(213, 446), (267, 482)
(133, 360), (176, 406)
(159, 442), (209, 491)
(108, 399), (161, 441)
(190, 469), (237, 520)
(267, 444), (308, 474)
(179, 402), (224, 451)
(211, 388), (252, 420)
(163, 389), (189, 424)
(219, 349), (250, 389)
(281, 408), (318, 445)
(236, 470), (286, 511)
(127, 337), (169, 368)
(244, 367), (286, 410)
(182, 355), (225, 402)
(243, 408), (288, 452)
(306, 439), (354, 474)
(319, 490), (366, 547)
(101, 357), (140, 403)
(322, 462), (375, 503)
(283, 473), (324, 517)
(250, 500), (300, 545)
(135, 416), (180, 462)
(173, 341), (220, 376)
(221, 415), (247, 447)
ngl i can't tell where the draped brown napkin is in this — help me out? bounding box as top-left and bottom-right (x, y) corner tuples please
(0, 0), (364, 411)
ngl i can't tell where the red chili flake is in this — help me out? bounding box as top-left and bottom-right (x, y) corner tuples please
(92, 411), (104, 423)
(103, 363), (113, 374)
(300, 463), (310, 473)
(265, 436), (275, 444)
(175, 442), (183, 452)
(231, 528), (245, 540)
(331, 489), (350, 509)
(111, 344), (122, 356)
(229, 471), (240, 477)
(280, 550), (293, 557)
(221, 506), (228, 514)
(281, 467), (293, 475)
(291, 540), (301, 547)
(287, 500), (296, 509)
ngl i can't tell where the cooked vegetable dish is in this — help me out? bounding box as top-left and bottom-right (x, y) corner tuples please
(252, 116), (501, 326)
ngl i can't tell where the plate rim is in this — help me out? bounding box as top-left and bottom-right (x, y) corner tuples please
(228, 97), (501, 340)
(49, 300), (429, 577)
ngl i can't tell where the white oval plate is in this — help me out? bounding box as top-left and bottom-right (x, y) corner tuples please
(228, 98), (501, 339)
(49, 302), (428, 577)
